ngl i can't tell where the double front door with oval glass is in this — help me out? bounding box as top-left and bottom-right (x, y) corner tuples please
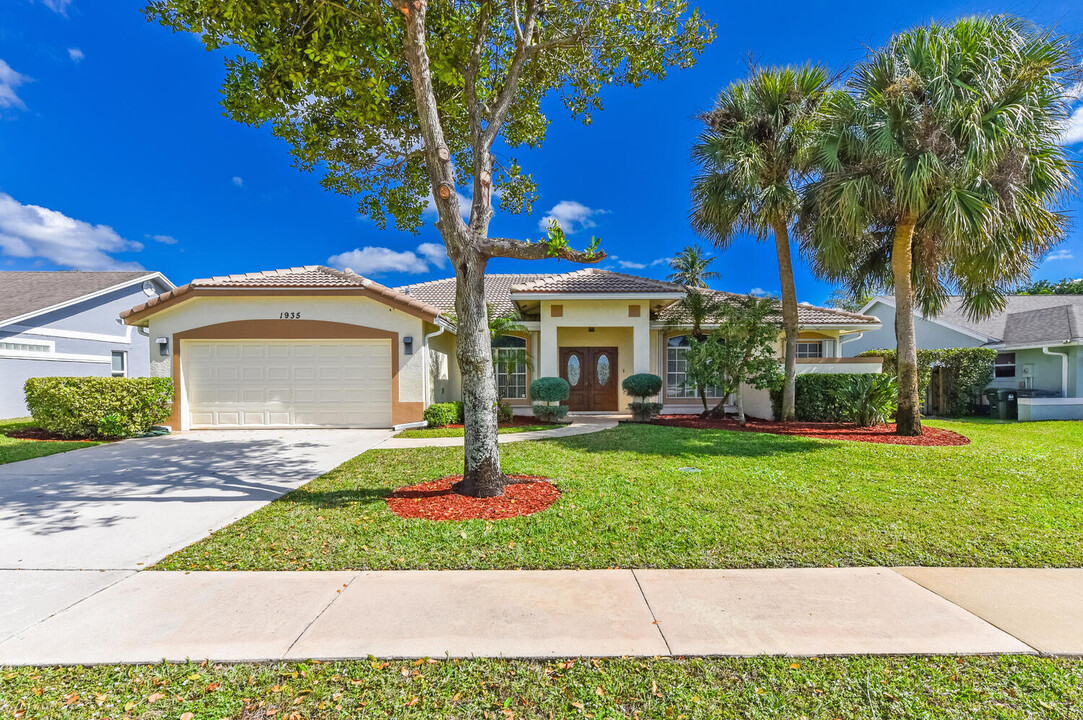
(559, 346), (618, 411)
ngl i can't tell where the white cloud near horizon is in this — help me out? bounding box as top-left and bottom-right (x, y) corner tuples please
(0, 58), (29, 110)
(1045, 248), (1074, 262)
(538, 200), (606, 234)
(0, 192), (144, 270)
(67, 47), (84, 63)
(749, 287), (768, 296)
(327, 242), (447, 276)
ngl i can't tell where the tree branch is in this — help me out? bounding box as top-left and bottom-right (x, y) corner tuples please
(482, 236), (607, 263)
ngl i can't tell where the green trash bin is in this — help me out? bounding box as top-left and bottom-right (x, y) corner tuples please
(985, 389), (1005, 419)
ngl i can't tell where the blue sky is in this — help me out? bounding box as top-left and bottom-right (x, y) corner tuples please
(1, 0), (1081, 304)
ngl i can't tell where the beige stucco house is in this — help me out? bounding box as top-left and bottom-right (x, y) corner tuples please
(121, 265), (881, 430)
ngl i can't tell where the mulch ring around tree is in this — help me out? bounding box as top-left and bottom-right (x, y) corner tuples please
(5, 427), (99, 443)
(652, 415), (970, 447)
(386, 475), (561, 521)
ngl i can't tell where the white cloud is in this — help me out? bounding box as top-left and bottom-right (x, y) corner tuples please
(749, 288), (768, 296)
(649, 257), (673, 267)
(1045, 248), (1074, 261)
(231, 176), (244, 187)
(0, 58), (29, 110)
(147, 234), (178, 245)
(0, 193), (144, 270)
(1061, 104), (1083, 145)
(416, 241), (447, 268)
(537, 200), (607, 234)
(327, 242), (447, 276)
(40, 0), (73, 14)
(617, 260), (647, 270)
(67, 47), (84, 63)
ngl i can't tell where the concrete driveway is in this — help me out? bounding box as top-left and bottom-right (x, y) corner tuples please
(0, 429), (391, 570)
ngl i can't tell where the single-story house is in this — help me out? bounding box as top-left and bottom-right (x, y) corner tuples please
(0, 270), (175, 419)
(844, 295), (1083, 420)
(120, 265), (882, 430)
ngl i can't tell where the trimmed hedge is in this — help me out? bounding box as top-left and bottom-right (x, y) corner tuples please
(622, 373), (662, 399)
(860, 348), (996, 416)
(24, 376), (173, 439)
(530, 376), (570, 402)
(424, 401), (464, 427)
(532, 403), (570, 422)
(770, 373), (892, 422)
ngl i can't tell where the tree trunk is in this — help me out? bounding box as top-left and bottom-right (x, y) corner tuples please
(698, 385), (708, 413)
(891, 215), (922, 436)
(453, 251), (506, 497)
(773, 222), (799, 423)
(735, 384), (746, 425)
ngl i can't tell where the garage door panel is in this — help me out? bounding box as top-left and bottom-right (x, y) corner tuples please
(185, 339), (392, 429)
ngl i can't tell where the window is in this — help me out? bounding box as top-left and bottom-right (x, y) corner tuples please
(796, 340), (824, 359)
(492, 335), (527, 399)
(0, 340), (52, 353)
(111, 351), (127, 378)
(994, 352), (1016, 378)
(666, 335), (720, 399)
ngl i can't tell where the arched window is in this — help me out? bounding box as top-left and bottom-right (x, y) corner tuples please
(492, 335), (528, 399)
(666, 335), (720, 399)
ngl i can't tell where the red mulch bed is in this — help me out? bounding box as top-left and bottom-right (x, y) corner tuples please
(5, 428), (98, 443)
(652, 415), (969, 446)
(386, 475), (561, 521)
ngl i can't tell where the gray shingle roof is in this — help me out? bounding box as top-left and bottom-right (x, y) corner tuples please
(873, 294), (1083, 344)
(0, 271), (156, 325)
(655, 289), (880, 326)
(1001, 305), (1077, 345)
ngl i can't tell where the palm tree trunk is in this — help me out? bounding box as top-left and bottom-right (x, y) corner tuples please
(891, 215), (922, 436)
(453, 251), (507, 497)
(773, 222), (799, 423)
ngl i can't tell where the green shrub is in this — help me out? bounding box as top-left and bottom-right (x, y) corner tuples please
(842, 375), (898, 427)
(423, 401), (463, 427)
(24, 377), (173, 439)
(496, 400), (515, 423)
(621, 373), (662, 399)
(532, 403), (569, 423)
(629, 400), (664, 422)
(530, 376), (570, 402)
(861, 348), (995, 416)
(770, 373), (892, 422)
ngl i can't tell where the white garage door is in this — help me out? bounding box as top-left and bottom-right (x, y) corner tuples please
(184, 339), (392, 428)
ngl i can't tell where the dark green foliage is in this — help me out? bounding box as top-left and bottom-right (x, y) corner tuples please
(496, 400), (514, 424)
(771, 374), (892, 422)
(621, 373), (663, 399)
(843, 375), (898, 427)
(1017, 277), (1083, 295)
(532, 403), (570, 423)
(530, 377), (570, 403)
(629, 400), (664, 422)
(24, 377), (173, 439)
(862, 348), (996, 416)
(423, 402), (464, 428)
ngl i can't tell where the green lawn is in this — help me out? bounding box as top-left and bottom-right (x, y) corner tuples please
(0, 418), (102, 465)
(4, 656), (1081, 719)
(156, 420), (1083, 571)
(395, 423), (561, 439)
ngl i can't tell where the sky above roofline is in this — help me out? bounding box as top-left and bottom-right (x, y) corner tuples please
(0, 0), (1080, 307)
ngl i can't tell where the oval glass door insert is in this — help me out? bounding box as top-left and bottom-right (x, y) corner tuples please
(567, 354), (581, 386)
(596, 353), (611, 386)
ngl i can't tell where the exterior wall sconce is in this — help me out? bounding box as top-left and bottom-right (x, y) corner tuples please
(156, 337), (170, 357)
(403, 336), (414, 355)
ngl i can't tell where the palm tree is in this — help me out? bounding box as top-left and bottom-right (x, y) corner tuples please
(668, 245), (721, 287)
(691, 64), (832, 423)
(664, 285), (725, 412)
(802, 15), (1074, 435)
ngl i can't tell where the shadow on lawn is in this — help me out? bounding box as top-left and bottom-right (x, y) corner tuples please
(276, 486), (390, 510)
(548, 423), (833, 459)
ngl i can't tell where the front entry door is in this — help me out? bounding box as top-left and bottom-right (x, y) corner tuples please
(559, 347), (618, 411)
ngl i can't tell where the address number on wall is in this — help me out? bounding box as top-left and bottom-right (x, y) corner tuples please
(279, 312), (301, 319)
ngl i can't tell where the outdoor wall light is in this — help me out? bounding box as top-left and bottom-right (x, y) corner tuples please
(403, 336), (414, 355)
(156, 337), (170, 357)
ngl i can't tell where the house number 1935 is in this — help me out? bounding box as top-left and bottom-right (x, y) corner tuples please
(279, 312), (301, 319)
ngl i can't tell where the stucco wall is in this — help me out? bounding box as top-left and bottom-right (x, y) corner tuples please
(555, 325), (635, 410)
(987, 347), (1072, 396)
(426, 325), (460, 404)
(841, 301), (985, 356)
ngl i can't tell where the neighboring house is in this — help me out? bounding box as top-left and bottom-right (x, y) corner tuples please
(120, 266), (881, 431)
(0, 271), (176, 418)
(845, 295), (1083, 420)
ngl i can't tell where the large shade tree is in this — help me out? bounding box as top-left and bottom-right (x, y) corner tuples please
(146, 0), (713, 496)
(690, 64), (832, 423)
(802, 15), (1075, 435)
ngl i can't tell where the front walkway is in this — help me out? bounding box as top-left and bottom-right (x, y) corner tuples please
(2, 567), (1080, 665)
(379, 418), (617, 449)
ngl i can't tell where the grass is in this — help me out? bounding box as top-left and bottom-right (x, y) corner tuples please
(4, 656), (1082, 719)
(0, 418), (102, 465)
(395, 423), (560, 439)
(155, 420), (1083, 571)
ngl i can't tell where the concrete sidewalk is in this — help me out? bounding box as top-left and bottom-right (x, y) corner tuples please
(3, 566), (1079, 666)
(379, 418), (617, 449)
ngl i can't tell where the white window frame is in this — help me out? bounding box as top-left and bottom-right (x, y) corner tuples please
(493, 336), (528, 400)
(666, 335), (721, 399)
(111, 350), (128, 378)
(796, 340), (824, 359)
(994, 352), (1016, 379)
